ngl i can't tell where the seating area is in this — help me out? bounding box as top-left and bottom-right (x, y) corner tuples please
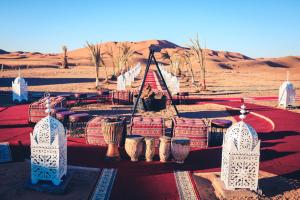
(1, 64), (299, 200)
(24, 69), (231, 150)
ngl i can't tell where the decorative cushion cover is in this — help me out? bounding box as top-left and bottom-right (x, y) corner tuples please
(131, 117), (165, 147)
(85, 116), (127, 146)
(28, 96), (66, 123)
(172, 117), (208, 148)
(112, 91), (133, 105)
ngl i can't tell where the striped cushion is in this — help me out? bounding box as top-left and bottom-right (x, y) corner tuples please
(112, 91), (133, 105)
(131, 117), (164, 147)
(172, 117), (208, 148)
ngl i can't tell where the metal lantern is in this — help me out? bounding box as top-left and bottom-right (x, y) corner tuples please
(12, 69), (28, 102)
(30, 97), (67, 186)
(221, 104), (260, 191)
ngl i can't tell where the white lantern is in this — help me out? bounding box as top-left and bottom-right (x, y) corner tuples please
(30, 97), (67, 186)
(124, 72), (131, 86)
(12, 70), (28, 102)
(117, 74), (126, 91)
(278, 81), (296, 108)
(221, 104), (260, 191)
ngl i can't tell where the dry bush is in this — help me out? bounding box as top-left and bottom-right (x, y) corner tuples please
(161, 50), (182, 76)
(180, 49), (195, 84)
(189, 34), (207, 90)
(61, 45), (68, 69)
(86, 42), (107, 87)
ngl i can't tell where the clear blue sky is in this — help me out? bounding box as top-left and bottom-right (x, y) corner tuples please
(1, 0), (299, 58)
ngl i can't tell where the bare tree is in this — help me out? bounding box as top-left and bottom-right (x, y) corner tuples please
(189, 34), (207, 90)
(119, 43), (136, 73)
(106, 45), (118, 80)
(86, 42), (106, 87)
(161, 50), (181, 76)
(181, 49), (195, 84)
(62, 45), (68, 69)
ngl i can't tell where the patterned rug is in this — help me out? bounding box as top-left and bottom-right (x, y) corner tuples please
(174, 171), (199, 200)
(91, 168), (118, 200)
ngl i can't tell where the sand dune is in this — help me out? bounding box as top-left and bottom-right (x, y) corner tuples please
(0, 49), (9, 54)
(1, 40), (300, 71)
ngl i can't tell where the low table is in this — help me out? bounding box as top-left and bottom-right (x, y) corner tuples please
(69, 113), (91, 137)
(56, 111), (76, 129)
(209, 119), (232, 147)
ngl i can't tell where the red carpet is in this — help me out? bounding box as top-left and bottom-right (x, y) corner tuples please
(1, 71), (300, 198)
(213, 101), (300, 176)
(144, 70), (161, 90)
(1, 101), (300, 198)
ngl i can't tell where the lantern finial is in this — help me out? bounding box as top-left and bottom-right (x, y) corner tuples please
(239, 102), (246, 121)
(45, 94), (51, 115)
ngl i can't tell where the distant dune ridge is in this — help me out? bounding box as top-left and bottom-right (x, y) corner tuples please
(0, 40), (299, 69)
(0, 49), (9, 54)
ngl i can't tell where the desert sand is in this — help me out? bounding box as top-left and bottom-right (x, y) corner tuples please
(1, 40), (299, 110)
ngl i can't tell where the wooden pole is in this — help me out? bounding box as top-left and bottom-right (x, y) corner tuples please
(131, 49), (153, 119)
(152, 53), (180, 116)
(131, 47), (180, 119)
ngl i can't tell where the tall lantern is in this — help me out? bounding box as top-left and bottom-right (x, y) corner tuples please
(221, 104), (260, 191)
(30, 96), (67, 186)
(12, 69), (28, 102)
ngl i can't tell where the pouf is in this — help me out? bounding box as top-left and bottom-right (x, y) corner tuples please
(85, 116), (127, 146)
(130, 117), (165, 147)
(172, 117), (208, 148)
(56, 111), (76, 125)
(209, 119), (232, 147)
(69, 113), (90, 123)
(50, 107), (68, 117)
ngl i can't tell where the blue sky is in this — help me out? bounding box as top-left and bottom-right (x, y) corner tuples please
(1, 0), (299, 58)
